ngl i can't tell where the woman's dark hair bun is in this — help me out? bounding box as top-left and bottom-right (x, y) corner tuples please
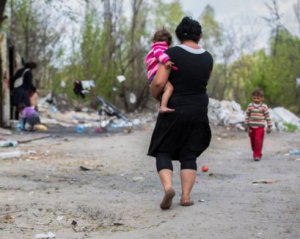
(175, 16), (202, 43)
(181, 16), (191, 23)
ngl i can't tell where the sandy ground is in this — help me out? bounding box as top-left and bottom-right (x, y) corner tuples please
(0, 124), (300, 239)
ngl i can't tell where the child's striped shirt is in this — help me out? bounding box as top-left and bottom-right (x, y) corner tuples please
(144, 41), (170, 81)
(245, 103), (272, 128)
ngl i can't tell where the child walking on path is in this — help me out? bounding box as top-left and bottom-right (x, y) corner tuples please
(145, 29), (177, 113)
(244, 89), (272, 161)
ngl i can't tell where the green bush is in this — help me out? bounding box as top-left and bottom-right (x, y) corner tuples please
(283, 123), (298, 132)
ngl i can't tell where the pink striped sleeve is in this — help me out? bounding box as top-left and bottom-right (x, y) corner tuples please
(153, 44), (170, 63)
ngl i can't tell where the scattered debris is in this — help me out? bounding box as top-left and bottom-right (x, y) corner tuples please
(35, 232), (56, 239)
(71, 220), (77, 226)
(252, 180), (278, 184)
(95, 127), (103, 133)
(0, 151), (23, 159)
(76, 124), (85, 134)
(270, 107), (300, 131)
(289, 149), (300, 156)
(17, 134), (51, 144)
(2, 214), (14, 223)
(71, 220), (79, 232)
(0, 140), (18, 147)
(113, 222), (124, 226)
(37, 94), (133, 134)
(0, 134), (51, 149)
(80, 166), (92, 171)
(116, 75), (126, 83)
(207, 172), (237, 180)
(208, 99), (244, 126)
(0, 128), (12, 135)
(208, 98), (300, 131)
(33, 124), (49, 132)
(132, 176), (144, 182)
(0, 150), (39, 160)
(56, 216), (64, 222)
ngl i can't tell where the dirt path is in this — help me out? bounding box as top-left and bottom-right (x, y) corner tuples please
(0, 126), (299, 239)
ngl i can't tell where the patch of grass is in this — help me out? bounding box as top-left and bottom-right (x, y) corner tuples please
(283, 123), (298, 132)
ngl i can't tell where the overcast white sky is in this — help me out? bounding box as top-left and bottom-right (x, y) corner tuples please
(65, 0), (298, 30)
(179, 0), (296, 21)
(177, 0), (299, 48)
(59, 0), (299, 56)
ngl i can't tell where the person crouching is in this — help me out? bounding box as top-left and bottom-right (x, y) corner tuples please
(17, 103), (41, 131)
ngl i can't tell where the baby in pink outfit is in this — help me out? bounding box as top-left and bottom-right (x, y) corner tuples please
(145, 29), (177, 113)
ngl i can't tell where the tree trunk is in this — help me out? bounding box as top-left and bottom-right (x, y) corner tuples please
(102, 0), (114, 70)
(0, 0), (7, 28)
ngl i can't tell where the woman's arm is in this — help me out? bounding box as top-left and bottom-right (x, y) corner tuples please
(150, 63), (171, 101)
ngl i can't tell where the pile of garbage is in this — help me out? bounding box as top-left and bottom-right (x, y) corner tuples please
(30, 92), (300, 133)
(36, 94), (155, 134)
(269, 107), (300, 131)
(208, 99), (244, 126)
(208, 98), (300, 131)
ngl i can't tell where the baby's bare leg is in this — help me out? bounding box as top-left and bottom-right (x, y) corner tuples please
(160, 81), (175, 113)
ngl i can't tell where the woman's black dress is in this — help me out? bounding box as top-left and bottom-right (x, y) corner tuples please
(148, 45), (213, 160)
(12, 68), (35, 107)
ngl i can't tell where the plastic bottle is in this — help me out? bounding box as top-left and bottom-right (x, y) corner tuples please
(16, 121), (23, 132)
(51, 105), (58, 113)
(76, 125), (85, 134)
(289, 149), (300, 156)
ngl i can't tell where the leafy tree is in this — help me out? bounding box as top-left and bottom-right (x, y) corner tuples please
(118, 0), (186, 112)
(199, 5), (228, 100)
(199, 4), (222, 56)
(242, 29), (300, 112)
(7, 0), (63, 88)
(268, 29), (300, 110)
(152, 0), (185, 37)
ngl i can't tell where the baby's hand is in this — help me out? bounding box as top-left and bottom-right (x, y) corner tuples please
(164, 61), (174, 69)
(267, 127), (272, 134)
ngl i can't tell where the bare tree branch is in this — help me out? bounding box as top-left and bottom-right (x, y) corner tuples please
(263, 0), (283, 56)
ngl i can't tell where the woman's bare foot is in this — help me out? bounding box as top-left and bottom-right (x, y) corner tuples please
(180, 199), (194, 206)
(159, 106), (175, 113)
(180, 196), (194, 206)
(160, 188), (175, 210)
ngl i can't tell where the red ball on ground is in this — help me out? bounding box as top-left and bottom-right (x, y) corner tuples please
(201, 166), (209, 172)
